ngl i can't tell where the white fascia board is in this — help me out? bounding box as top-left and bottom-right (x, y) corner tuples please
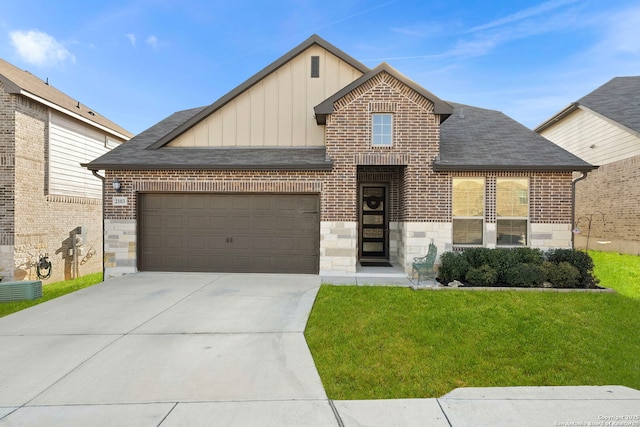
(19, 90), (131, 141)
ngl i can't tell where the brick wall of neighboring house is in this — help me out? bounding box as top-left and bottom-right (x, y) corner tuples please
(574, 154), (640, 254)
(1, 93), (104, 283)
(0, 85), (17, 279)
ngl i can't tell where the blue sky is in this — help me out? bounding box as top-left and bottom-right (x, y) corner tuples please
(1, 0), (639, 135)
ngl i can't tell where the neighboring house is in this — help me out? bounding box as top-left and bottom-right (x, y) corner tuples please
(536, 77), (640, 255)
(0, 58), (132, 282)
(85, 35), (592, 278)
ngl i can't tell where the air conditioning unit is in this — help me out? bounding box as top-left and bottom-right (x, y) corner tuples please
(0, 280), (43, 302)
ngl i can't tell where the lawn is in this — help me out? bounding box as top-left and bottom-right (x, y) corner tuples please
(0, 273), (103, 318)
(304, 251), (640, 399)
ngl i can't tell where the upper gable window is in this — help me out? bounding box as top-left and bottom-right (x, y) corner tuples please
(372, 113), (393, 146)
(311, 56), (320, 78)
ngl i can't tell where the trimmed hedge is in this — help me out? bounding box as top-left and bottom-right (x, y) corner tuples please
(437, 247), (599, 288)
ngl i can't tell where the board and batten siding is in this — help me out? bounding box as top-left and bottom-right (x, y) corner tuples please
(168, 45), (364, 148)
(49, 112), (121, 198)
(540, 108), (640, 165)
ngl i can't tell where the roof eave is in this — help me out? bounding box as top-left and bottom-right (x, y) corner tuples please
(432, 162), (596, 173)
(83, 162), (334, 172)
(534, 102), (580, 133)
(314, 62), (454, 125)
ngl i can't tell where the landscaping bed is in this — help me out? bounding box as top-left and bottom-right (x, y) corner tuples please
(437, 247), (599, 289)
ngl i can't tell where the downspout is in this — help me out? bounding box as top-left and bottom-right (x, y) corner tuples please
(91, 170), (106, 280)
(571, 171), (589, 249)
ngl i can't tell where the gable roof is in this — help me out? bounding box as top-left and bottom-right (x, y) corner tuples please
(436, 102), (594, 172)
(314, 62), (453, 125)
(86, 35), (591, 173)
(83, 106), (332, 170)
(535, 76), (640, 134)
(146, 34), (369, 149)
(0, 57), (132, 139)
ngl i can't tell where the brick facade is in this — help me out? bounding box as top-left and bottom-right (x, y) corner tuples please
(0, 87), (104, 282)
(574, 154), (640, 254)
(101, 71), (575, 276)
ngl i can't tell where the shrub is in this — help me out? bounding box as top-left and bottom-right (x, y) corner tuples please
(512, 247), (544, 265)
(543, 261), (581, 288)
(438, 248), (597, 288)
(463, 248), (493, 268)
(486, 249), (519, 286)
(465, 265), (498, 287)
(545, 249), (599, 288)
(504, 263), (546, 288)
(437, 251), (469, 284)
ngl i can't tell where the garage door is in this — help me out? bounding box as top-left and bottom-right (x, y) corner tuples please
(139, 194), (320, 274)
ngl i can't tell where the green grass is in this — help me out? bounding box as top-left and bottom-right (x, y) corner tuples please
(305, 251), (640, 399)
(0, 273), (103, 318)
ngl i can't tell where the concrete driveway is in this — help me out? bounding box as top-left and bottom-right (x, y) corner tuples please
(1, 273), (639, 426)
(0, 273), (337, 426)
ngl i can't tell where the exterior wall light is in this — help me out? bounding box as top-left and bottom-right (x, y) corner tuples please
(112, 178), (122, 193)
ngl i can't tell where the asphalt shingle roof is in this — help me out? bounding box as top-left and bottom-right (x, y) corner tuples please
(436, 103), (593, 172)
(84, 34), (593, 173)
(84, 107), (333, 170)
(0, 57), (133, 139)
(577, 76), (640, 134)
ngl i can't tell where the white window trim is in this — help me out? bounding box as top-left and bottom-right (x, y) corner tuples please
(371, 113), (393, 147)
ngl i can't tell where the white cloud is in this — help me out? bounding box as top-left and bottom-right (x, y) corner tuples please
(146, 35), (158, 48)
(126, 33), (136, 46)
(9, 30), (75, 67)
(599, 5), (640, 55)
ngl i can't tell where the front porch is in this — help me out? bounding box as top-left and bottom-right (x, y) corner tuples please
(319, 165), (451, 276)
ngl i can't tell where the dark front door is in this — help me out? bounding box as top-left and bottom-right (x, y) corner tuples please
(360, 185), (388, 258)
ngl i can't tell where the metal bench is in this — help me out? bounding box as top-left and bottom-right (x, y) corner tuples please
(411, 242), (437, 285)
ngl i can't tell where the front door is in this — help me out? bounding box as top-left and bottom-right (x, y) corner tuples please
(360, 185), (388, 259)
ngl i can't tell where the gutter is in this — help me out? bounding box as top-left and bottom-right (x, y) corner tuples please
(571, 171), (589, 249)
(534, 102), (579, 133)
(91, 170), (106, 281)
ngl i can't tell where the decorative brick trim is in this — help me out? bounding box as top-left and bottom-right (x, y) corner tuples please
(134, 180), (323, 193)
(368, 101), (397, 112)
(0, 234), (14, 245)
(0, 154), (14, 166)
(45, 195), (102, 205)
(335, 72), (434, 114)
(354, 153), (410, 165)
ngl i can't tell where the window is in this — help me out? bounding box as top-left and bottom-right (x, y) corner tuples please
(372, 113), (393, 146)
(452, 178), (485, 245)
(310, 56), (320, 78)
(496, 178), (529, 246)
